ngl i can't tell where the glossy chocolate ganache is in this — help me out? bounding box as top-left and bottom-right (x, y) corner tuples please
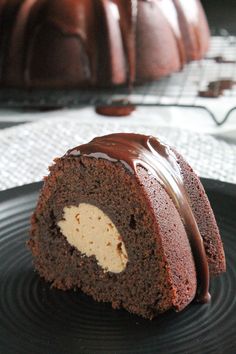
(0, 0), (210, 89)
(68, 133), (210, 303)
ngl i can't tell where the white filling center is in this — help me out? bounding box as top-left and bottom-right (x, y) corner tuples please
(57, 204), (128, 273)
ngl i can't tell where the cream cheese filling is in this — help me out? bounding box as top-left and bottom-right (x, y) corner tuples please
(58, 204), (128, 273)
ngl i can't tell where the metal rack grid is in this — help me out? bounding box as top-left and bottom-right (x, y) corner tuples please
(1, 36), (236, 125)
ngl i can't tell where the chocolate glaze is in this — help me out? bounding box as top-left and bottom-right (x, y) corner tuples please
(173, 0), (204, 61)
(208, 79), (234, 91)
(95, 100), (135, 117)
(157, 0), (186, 66)
(199, 79), (235, 98)
(0, 0), (209, 88)
(68, 133), (210, 303)
(207, 55), (236, 64)
(113, 0), (137, 85)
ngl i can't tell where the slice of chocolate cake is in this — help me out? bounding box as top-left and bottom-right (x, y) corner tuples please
(29, 133), (225, 319)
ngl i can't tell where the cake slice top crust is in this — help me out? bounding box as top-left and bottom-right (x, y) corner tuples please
(67, 133), (216, 303)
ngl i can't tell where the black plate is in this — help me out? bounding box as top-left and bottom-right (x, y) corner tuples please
(0, 179), (235, 354)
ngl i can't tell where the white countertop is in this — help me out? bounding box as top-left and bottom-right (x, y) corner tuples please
(0, 106), (236, 191)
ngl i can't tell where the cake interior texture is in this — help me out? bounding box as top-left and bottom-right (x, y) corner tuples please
(29, 134), (225, 319)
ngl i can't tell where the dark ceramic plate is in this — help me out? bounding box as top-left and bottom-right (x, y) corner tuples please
(0, 179), (235, 354)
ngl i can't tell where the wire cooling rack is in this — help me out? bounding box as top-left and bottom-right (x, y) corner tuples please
(1, 36), (236, 125)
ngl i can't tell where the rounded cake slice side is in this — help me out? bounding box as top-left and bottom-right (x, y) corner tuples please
(174, 151), (226, 275)
(29, 155), (197, 319)
(136, 165), (197, 312)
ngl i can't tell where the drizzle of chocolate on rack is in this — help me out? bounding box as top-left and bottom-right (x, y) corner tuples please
(68, 133), (210, 303)
(95, 100), (135, 117)
(206, 55), (236, 64)
(198, 79), (235, 98)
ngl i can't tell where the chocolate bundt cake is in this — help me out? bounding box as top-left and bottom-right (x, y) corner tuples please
(0, 0), (210, 88)
(29, 133), (225, 319)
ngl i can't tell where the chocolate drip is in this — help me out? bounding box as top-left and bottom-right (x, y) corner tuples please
(205, 56), (236, 64)
(95, 100), (135, 117)
(4, 0), (38, 86)
(199, 79), (235, 98)
(113, 0), (137, 85)
(129, 0), (138, 84)
(68, 133), (210, 303)
(157, 0), (186, 67)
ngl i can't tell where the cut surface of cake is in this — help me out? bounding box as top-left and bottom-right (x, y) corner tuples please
(29, 133), (225, 319)
(0, 0), (210, 88)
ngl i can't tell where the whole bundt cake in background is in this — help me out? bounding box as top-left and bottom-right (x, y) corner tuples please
(0, 0), (210, 89)
(29, 133), (225, 319)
